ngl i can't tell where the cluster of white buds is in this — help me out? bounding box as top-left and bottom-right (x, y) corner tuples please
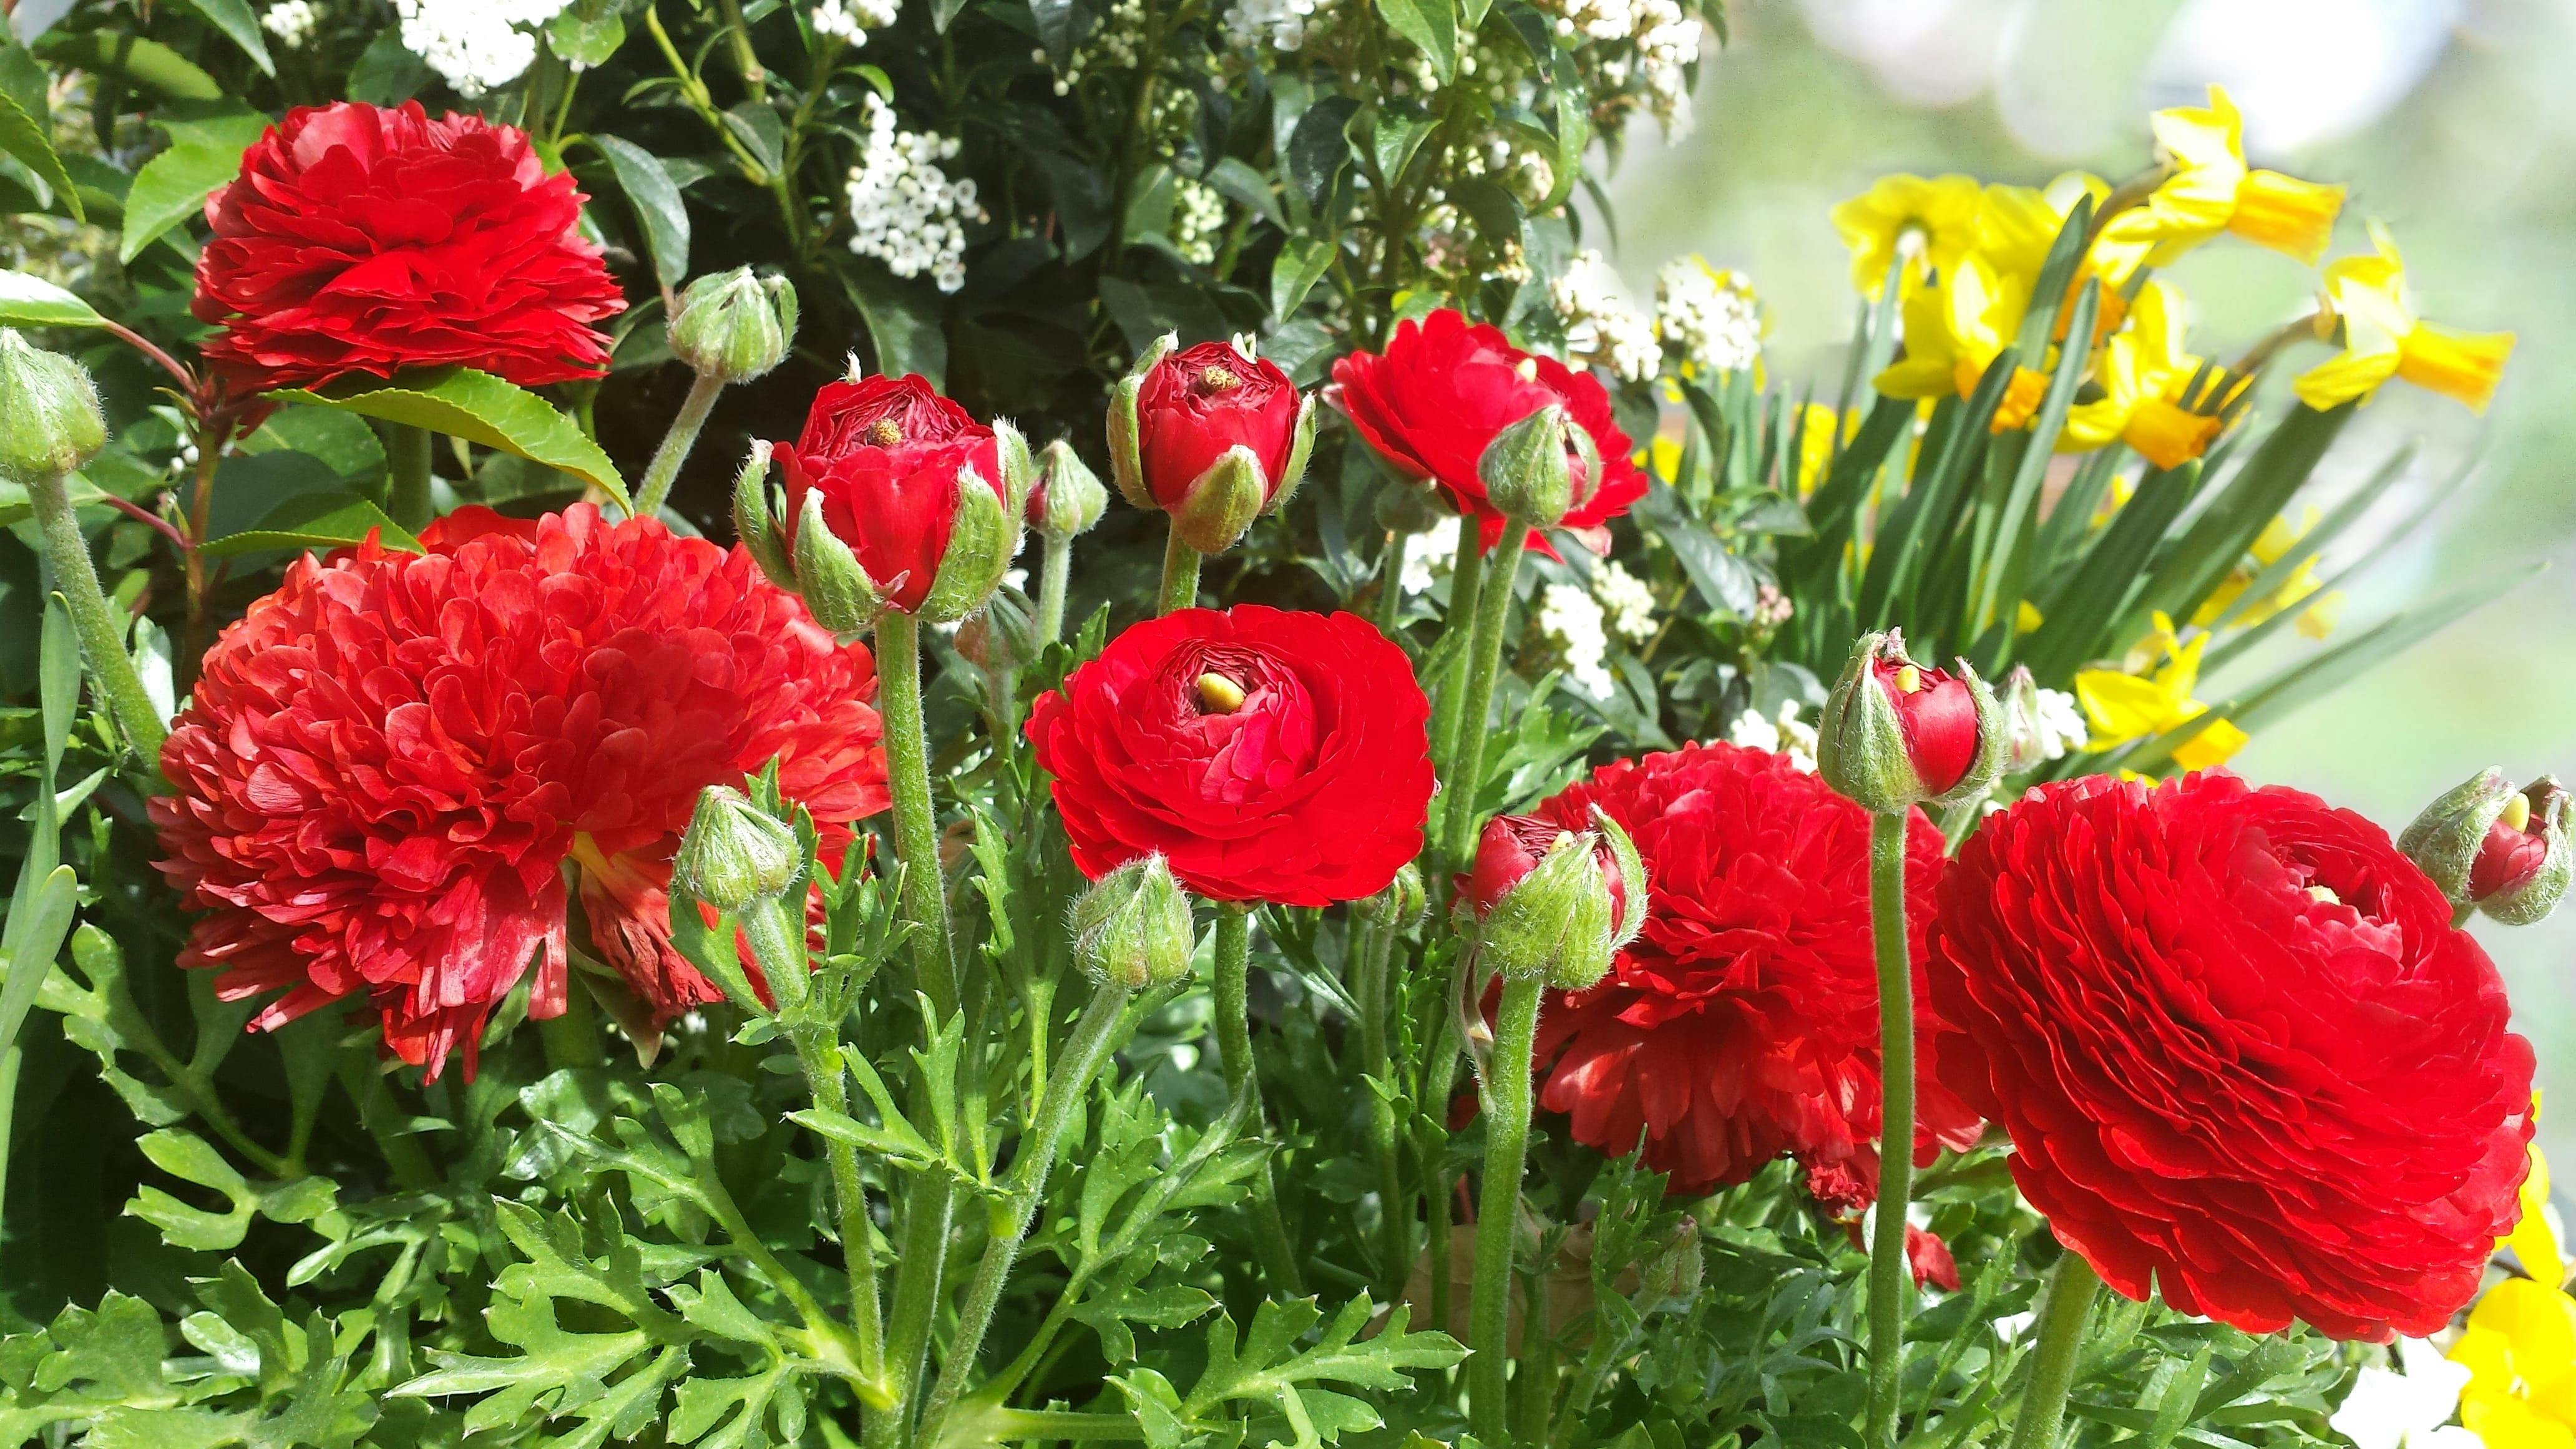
(1551, 249), (1659, 384)
(1171, 178), (1227, 266)
(811, 0), (896, 41)
(1048, 0), (1141, 92)
(1592, 559), (1657, 643)
(394, 0), (568, 95)
(1656, 257), (1760, 374)
(845, 94), (984, 293)
(261, 0), (320, 48)
(1399, 515), (1462, 596)
(1539, 581), (1617, 701)
(1221, 0), (1320, 52)
(1539, 0), (1700, 130)
(1727, 700), (1820, 772)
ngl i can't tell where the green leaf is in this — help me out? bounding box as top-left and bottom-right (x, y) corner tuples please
(1364, 105), (1437, 188)
(201, 490), (421, 558)
(125, 1127), (337, 1251)
(847, 268), (947, 390)
(1375, 0), (1456, 81)
(1271, 238), (1335, 321)
(0, 84), (78, 222)
(0, 864), (74, 1061)
(270, 367), (632, 509)
(588, 134), (691, 289)
(545, 5), (625, 66)
(169, 0), (276, 74)
(36, 31), (224, 100)
(1203, 157), (1286, 231)
(122, 112), (275, 263)
(0, 268), (105, 328)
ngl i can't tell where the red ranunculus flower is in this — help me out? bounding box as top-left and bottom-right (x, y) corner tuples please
(1327, 308), (1648, 557)
(775, 373), (1007, 616)
(1928, 771), (2535, 1342)
(1530, 742), (1983, 1195)
(1871, 653), (1983, 796)
(152, 505), (889, 1078)
(1136, 340), (1303, 508)
(192, 102), (625, 393)
(1026, 605), (1433, 905)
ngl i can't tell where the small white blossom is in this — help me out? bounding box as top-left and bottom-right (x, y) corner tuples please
(2330, 1339), (2479, 1449)
(1539, 582), (1616, 701)
(394, 0), (570, 95)
(1593, 559), (1656, 643)
(1729, 701), (1817, 772)
(1657, 258), (1760, 374)
(2031, 686), (2088, 761)
(811, 0), (896, 41)
(261, 0), (319, 47)
(1171, 177), (1226, 266)
(845, 94), (985, 293)
(1551, 249), (1659, 383)
(1400, 515), (1461, 596)
(1534, 0), (1700, 130)
(1223, 0), (1318, 51)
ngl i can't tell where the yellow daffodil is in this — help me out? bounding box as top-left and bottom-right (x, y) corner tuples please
(2296, 223), (2517, 414)
(1872, 253), (2050, 431)
(1832, 172), (1983, 298)
(2507, 1142), (2569, 1291)
(2100, 84), (2347, 268)
(2452, 1277), (2576, 1449)
(2059, 280), (2228, 469)
(2193, 509), (2343, 640)
(1793, 402), (1839, 497)
(2075, 612), (2247, 770)
(1973, 173), (2152, 329)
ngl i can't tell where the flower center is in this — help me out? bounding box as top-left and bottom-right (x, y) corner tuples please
(2306, 884), (2342, 906)
(1514, 358), (1539, 383)
(1195, 672), (1247, 714)
(1893, 664), (1923, 694)
(2501, 792), (2532, 834)
(865, 418), (904, 447)
(1196, 364), (1241, 395)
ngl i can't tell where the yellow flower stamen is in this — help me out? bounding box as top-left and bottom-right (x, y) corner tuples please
(1196, 672), (1247, 713)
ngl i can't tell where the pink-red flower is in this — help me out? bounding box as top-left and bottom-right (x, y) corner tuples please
(152, 505), (889, 1077)
(1529, 742), (1983, 1195)
(192, 102), (625, 393)
(1026, 606), (1433, 906)
(774, 373), (1008, 617)
(1928, 771), (2535, 1342)
(1327, 308), (1648, 557)
(1134, 340), (1304, 509)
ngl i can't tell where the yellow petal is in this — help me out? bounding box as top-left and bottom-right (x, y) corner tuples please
(2123, 397), (2223, 471)
(2172, 714), (2248, 771)
(2295, 343), (2403, 412)
(1833, 173), (1984, 297)
(2296, 592), (2345, 640)
(2228, 170), (2346, 263)
(2016, 600), (2044, 633)
(2398, 323), (2517, 414)
(2076, 670), (2176, 746)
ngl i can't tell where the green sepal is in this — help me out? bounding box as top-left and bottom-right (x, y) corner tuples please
(1476, 402), (1573, 527)
(1171, 446), (1268, 555)
(1266, 391), (1320, 516)
(791, 489), (887, 635)
(731, 444), (794, 588)
(915, 465), (1015, 623)
(1106, 331), (1176, 512)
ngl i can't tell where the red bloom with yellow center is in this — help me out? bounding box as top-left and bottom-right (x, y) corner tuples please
(152, 505), (889, 1076)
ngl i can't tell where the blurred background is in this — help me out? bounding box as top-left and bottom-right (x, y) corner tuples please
(1602, 0), (2574, 1161)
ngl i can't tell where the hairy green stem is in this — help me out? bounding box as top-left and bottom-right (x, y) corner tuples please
(633, 371), (727, 519)
(26, 466), (166, 758)
(920, 982), (1134, 1438)
(2005, 1252), (2103, 1449)
(874, 609), (962, 1446)
(1156, 522), (1201, 615)
(1036, 532), (1073, 643)
(384, 423), (434, 534)
(1428, 539), (1485, 778)
(1865, 810), (1916, 1449)
(1438, 529), (1526, 862)
(1373, 527), (1412, 643)
(1353, 912), (1409, 1302)
(1469, 972), (1543, 1442)
(1215, 906), (1301, 1296)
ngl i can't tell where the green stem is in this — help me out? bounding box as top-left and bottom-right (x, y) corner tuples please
(715, 0), (767, 97)
(1373, 527), (1412, 643)
(1428, 539), (1485, 778)
(1438, 529), (1526, 863)
(26, 465), (167, 758)
(1353, 912), (1409, 1302)
(919, 982), (1134, 1438)
(1469, 972), (1543, 1443)
(1036, 531), (1073, 644)
(1156, 522), (1202, 615)
(633, 370), (728, 519)
(1214, 906), (1301, 1296)
(384, 423), (434, 534)
(1865, 810), (1916, 1449)
(2004, 1252), (2104, 1449)
(335, 1056), (437, 1191)
(873, 609), (963, 1446)
(0, 1045), (19, 1279)
(2452, 900), (2477, 929)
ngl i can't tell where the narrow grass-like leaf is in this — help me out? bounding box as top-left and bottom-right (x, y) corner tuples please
(2200, 441), (2423, 633)
(2021, 462), (2200, 681)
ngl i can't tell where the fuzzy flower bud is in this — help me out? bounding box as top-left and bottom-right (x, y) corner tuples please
(673, 784), (801, 913)
(1357, 861), (1427, 929)
(1070, 855), (1197, 992)
(0, 329), (105, 481)
(1817, 630), (2003, 814)
(1995, 665), (2050, 774)
(1461, 807), (1646, 989)
(1476, 402), (1593, 528)
(1030, 439), (1108, 539)
(1638, 1216), (1703, 1305)
(667, 267), (798, 383)
(2401, 769), (2571, 924)
(731, 443), (795, 589)
(1108, 333), (1315, 556)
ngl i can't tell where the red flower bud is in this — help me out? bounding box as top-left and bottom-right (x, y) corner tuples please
(1873, 656), (1983, 798)
(1135, 341), (1304, 510)
(775, 374), (1013, 617)
(1462, 814), (1629, 925)
(2470, 780), (2559, 898)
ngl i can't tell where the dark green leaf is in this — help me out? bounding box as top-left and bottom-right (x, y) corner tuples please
(202, 490), (421, 557)
(36, 31), (223, 100)
(269, 367), (632, 508)
(347, 27), (430, 104)
(590, 134), (691, 288)
(1287, 96), (1360, 206)
(0, 84), (78, 222)
(545, 5), (625, 66)
(848, 267), (947, 388)
(1270, 238), (1334, 320)
(169, 0), (276, 74)
(121, 111), (275, 263)
(1374, 0), (1456, 80)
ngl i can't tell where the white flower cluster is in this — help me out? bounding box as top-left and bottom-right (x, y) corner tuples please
(1399, 515), (1461, 596)
(2029, 686), (2088, 761)
(394, 0), (570, 96)
(1222, 0), (1319, 52)
(1656, 257), (1760, 374)
(811, 0), (896, 42)
(261, 0), (319, 47)
(1539, 0), (1700, 129)
(1593, 559), (1656, 642)
(845, 94), (984, 293)
(2328, 1339), (2479, 1449)
(1727, 701), (1818, 772)
(1171, 178), (1226, 266)
(1048, 0), (1141, 93)
(1551, 249), (1659, 383)
(1539, 582), (1617, 701)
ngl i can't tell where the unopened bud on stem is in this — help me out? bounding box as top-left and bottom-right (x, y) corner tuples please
(1818, 630), (2004, 814)
(1460, 807), (1646, 989)
(2401, 769), (2570, 925)
(1070, 856), (1196, 992)
(669, 268), (797, 384)
(1030, 439), (1108, 539)
(675, 785), (801, 913)
(0, 329), (105, 482)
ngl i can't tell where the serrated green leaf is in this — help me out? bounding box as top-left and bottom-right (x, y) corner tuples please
(201, 490), (421, 558)
(120, 112), (274, 263)
(0, 269), (105, 328)
(169, 0), (275, 74)
(1271, 237), (1334, 321)
(0, 85), (78, 222)
(270, 367), (631, 509)
(1374, 0), (1456, 80)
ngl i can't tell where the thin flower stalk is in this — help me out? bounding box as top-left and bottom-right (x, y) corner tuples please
(1214, 905), (1302, 1295)
(1865, 809), (1916, 1449)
